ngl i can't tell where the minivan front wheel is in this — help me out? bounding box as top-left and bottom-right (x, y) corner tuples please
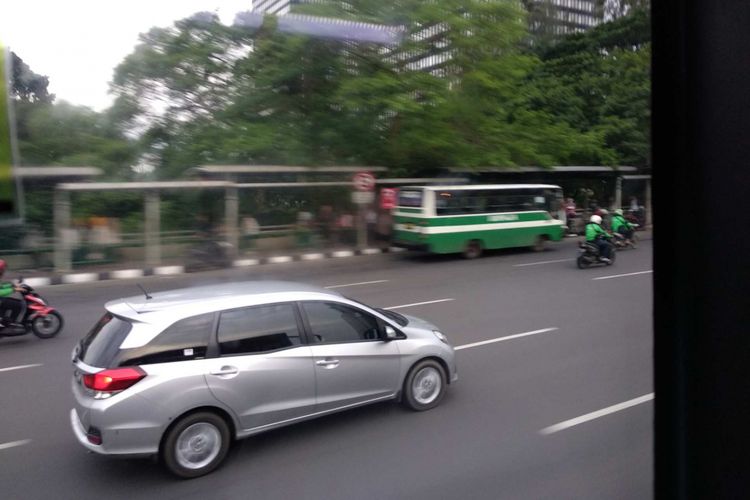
(162, 412), (230, 479)
(402, 360), (447, 411)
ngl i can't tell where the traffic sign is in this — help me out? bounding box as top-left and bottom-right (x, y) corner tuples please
(352, 171), (375, 192)
(380, 188), (397, 210)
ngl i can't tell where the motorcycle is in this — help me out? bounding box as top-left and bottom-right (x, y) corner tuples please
(612, 228), (639, 250)
(577, 240), (616, 269)
(0, 278), (64, 339)
(625, 210), (646, 230)
(185, 239), (233, 272)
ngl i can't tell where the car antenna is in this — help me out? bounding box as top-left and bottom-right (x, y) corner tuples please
(137, 284), (152, 300)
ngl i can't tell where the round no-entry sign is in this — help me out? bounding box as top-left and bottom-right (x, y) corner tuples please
(352, 172), (375, 192)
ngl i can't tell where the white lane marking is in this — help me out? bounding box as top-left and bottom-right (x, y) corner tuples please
(539, 393), (654, 435)
(593, 270), (653, 281)
(233, 259), (259, 267)
(514, 259), (574, 267)
(0, 363), (43, 373)
(268, 256), (293, 264)
(383, 298), (454, 310)
(361, 248), (382, 255)
(0, 439), (32, 451)
(455, 328), (558, 350)
(332, 250), (354, 258)
(23, 277), (51, 288)
(153, 265), (184, 275)
(62, 273), (99, 284)
(325, 280), (389, 289)
(111, 269), (144, 280)
(301, 253), (325, 261)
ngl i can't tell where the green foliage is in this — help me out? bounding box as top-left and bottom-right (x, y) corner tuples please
(521, 8), (650, 166)
(15, 100), (137, 177)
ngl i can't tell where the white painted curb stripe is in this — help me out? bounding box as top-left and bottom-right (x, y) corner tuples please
(23, 277), (51, 288)
(593, 270), (653, 280)
(268, 256), (293, 264)
(383, 298), (454, 310)
(514, 259), (574, 267)
(301, 253), (325, 261)
(0, 363), (43, 373)
(62, 273), (99, 284)
(0, 439), (32, 451)
(332, 250), (354, 258)
(325, 280), (388, 289)
(233, 259), (259, 267)
(455, 328), (559, 351)
(111, 269), (144, 280)
(361, 248), (382, 255)
(153, 265), (184, 275)
(539, 393), (654, 435)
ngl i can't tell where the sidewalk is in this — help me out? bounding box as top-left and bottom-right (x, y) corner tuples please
(18, 228), (653, 288)
(19, 241), (404, 287)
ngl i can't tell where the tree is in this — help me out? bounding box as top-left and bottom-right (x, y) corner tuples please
(519, 8), (650, 167)
(10, 52), (53, 104)
(108, 2), (649, 177)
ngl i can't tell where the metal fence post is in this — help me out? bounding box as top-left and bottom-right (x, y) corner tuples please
(615, 176), (623, 210)
(53, 188), (71, 273)
(145, 191), (161, 267)
(225, 185), (239, 258)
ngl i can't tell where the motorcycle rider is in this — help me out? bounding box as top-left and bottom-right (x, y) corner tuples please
(611, 209), (636, 244)
(0, 260), (24, 328)
(585, 215), (614, 263)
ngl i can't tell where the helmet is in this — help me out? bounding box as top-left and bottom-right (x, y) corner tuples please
(590, 215), (602, 225)
(599, 209), (608, 215)
(614, 209), (623, 216)
(0, 259), (5, 276)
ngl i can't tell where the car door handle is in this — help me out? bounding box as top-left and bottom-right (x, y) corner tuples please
(209, 366), (239, 377)
(315, 359), (340, 369)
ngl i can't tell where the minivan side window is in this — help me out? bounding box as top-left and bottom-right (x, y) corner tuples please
(218, 303), (301, 355)
(303, 302), (381, 343)
(117, 313), (214, 366)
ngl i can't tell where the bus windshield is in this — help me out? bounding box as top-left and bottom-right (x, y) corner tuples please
(397, 189), (423, 207)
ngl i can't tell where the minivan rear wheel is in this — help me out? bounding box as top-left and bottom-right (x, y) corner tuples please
(162, 411), (230, 479)
(402, 359), (447, 411)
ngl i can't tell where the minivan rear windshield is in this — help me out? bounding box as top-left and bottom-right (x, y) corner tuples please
(78, 313), (133, 368)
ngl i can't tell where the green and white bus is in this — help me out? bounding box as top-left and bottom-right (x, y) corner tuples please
(392, 184), (566, 258)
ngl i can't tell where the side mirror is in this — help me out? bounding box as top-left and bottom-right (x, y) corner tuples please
(384, 325), (400, 341)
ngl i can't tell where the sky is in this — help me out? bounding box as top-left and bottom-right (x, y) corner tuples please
(2, 0), (252, 111)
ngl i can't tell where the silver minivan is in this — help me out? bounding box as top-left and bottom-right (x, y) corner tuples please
(70, 281), (457, 478)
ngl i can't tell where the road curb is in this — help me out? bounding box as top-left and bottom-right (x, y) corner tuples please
(24, 247), (399, 287)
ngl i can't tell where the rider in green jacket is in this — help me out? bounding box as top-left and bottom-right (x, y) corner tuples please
(585, 215), (613, 262)
(611, 209), (635, 242)
(0, 260), (23, 328)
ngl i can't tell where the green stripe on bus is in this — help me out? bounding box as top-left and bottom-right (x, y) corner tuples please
(394, 211), (550, 226)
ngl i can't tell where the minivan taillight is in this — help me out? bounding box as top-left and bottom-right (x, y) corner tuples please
(83, 367), (146, 393)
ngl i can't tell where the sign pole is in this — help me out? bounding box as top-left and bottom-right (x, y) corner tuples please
(357, 203), (366, 250)
(352, 171), (376, 250)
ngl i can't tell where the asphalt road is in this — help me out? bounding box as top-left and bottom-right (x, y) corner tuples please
(0, 236), (653, 500)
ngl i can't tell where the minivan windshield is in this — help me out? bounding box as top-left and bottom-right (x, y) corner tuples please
(78, 313), (133, 368)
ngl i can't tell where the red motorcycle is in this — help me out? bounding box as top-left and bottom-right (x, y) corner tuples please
(0, 278), (64, 339)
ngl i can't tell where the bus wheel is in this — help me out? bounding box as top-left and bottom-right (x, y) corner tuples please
(463, 240), (483, 259)
(532, 236), (547, 252)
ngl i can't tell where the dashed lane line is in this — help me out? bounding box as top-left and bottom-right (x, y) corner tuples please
(539, 393), (654, 435)
(455, 328), (559, 350)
